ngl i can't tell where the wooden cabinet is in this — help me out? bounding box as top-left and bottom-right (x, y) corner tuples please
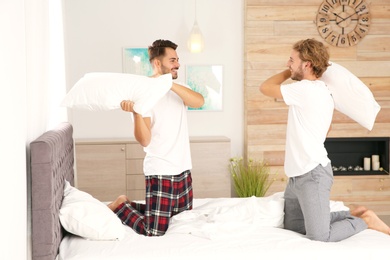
(75, 137), (231, 201)
(75, 142), (127, 201)
(190, 137), (232, 198)
(125, 143), (146, 200)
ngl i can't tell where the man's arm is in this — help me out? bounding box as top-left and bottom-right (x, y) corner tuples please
(171, 83), (204, 108)
(259, 69), (291, 99)
(120, 101), (151, 147)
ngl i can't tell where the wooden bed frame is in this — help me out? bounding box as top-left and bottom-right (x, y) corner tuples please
(30, 122), (74, 260)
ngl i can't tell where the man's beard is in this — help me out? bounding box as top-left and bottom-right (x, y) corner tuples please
(161, 65), (178, 79)
(291, 66), (304, 81)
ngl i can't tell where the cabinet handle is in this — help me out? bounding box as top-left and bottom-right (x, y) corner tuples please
(121, 148), (125, 151)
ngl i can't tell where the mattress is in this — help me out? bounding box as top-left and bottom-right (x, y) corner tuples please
(58, 192), (390, 260)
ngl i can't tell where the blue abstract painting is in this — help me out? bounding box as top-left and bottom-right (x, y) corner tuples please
(186, 65), (223, 111)
(122, 47), (153, 76)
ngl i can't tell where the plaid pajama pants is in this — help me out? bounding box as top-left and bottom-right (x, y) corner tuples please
(114, 170), (193, 236)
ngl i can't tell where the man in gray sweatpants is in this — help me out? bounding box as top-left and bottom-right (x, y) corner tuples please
(259, 38), (389, 241)
(283, 164), (366, 241)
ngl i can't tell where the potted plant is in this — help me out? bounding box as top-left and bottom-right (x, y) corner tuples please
(229, 157), (273, 197)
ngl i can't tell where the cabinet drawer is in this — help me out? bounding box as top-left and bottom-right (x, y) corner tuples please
(126, 174), (145, 190)
(127, 190), (145, 201)
(76, 137), (232, 200)
(76, 144), (126, 201)
(190, 141), (231, 198)
(126, 143), (145, 159)
(126, 159), (144, 175)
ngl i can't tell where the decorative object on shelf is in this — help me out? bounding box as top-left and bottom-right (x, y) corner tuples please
(372, 154), (380, 171)
(333, 165), (364, 172)
(316, 0), (370, 47)
(186, 65), (223, 111)
(229, 157), (273, 198)
(187, 0), (204, 53)
(354, 166), (364, 171)
(325, 137), (389, 175)
(364, 157), (371, 171)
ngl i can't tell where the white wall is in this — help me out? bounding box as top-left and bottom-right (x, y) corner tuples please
(0, 1), (242, 259)
(1, 1), (27, 259)
(63, 0), (244, 156)
(1, 1), (68, 259)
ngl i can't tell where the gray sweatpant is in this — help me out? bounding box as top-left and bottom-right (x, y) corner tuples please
(283, 163), (367, 242)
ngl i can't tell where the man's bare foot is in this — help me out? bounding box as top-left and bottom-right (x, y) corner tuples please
(349, 205), (368, 217)
(108, 195), (130, 211)
(360, 209), (390, 235)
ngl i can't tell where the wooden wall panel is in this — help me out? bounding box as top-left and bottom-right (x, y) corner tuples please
(244, 0), (390, 183)
(246, 6), (317, 21)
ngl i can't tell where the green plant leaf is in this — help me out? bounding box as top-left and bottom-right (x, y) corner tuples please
(229, 157), (274, 197)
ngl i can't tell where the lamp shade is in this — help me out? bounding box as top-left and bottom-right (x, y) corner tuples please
(187, 21), (204, 53)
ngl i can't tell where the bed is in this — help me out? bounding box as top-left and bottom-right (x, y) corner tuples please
(30, 122), (390, 260)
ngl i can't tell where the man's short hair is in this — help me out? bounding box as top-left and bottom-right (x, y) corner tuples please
(148, 39), (178, 62)
(293, 39), (330, 78)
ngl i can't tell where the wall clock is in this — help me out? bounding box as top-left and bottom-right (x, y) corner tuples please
(316, 0), (371, 47)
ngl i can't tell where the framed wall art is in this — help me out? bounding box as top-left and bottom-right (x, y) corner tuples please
(122, 47), (152, 76)
(186, 65), (223, 111)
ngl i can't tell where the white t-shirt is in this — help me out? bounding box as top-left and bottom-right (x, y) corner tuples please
(281, 80), (334, 177)
(141, 89), (192, 176)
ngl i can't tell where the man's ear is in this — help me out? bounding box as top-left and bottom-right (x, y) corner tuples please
(152, 58), (161, 69)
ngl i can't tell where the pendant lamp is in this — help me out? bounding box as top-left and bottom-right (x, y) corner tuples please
(187, 0), (204, 53)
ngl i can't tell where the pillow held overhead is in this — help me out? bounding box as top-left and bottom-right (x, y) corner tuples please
(321, 62), (380, 131)
(61, 73), (172, 115)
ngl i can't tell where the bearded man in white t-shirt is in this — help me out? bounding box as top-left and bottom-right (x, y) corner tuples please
(108, 39), (204, 236)
(260, 38), (390, 241)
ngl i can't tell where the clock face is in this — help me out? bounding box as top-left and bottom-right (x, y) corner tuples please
(316, 0), (370, 47)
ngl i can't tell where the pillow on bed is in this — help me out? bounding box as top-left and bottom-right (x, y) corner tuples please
(321, 61), (381, 131)
(61, 73), (172, 115)
(59, 181), (125, 241)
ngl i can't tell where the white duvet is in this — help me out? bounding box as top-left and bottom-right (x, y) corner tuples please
(58, 193), (390, 260)
(168, 192), (285, 239)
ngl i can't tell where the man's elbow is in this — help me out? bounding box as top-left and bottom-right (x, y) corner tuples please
(259, 84), (283, 99)
(196, 96), (205, 108)
(259, 83), (272, 96)
(139, 140), (150, 147)
(189, 95), (205, 108)
(135, 135), (151, 147)
(259, 84), (266, 95)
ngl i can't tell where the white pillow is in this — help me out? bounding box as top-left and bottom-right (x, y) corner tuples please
(59, 181), (125, 241)
(321, 61), (380, 131)
(61, 73), (172, 115)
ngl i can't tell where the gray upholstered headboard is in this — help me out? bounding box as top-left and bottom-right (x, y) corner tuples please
(30, 122), (75, 260)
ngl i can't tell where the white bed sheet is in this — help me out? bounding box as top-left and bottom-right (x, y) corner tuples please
(58, 193), (390, 260)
